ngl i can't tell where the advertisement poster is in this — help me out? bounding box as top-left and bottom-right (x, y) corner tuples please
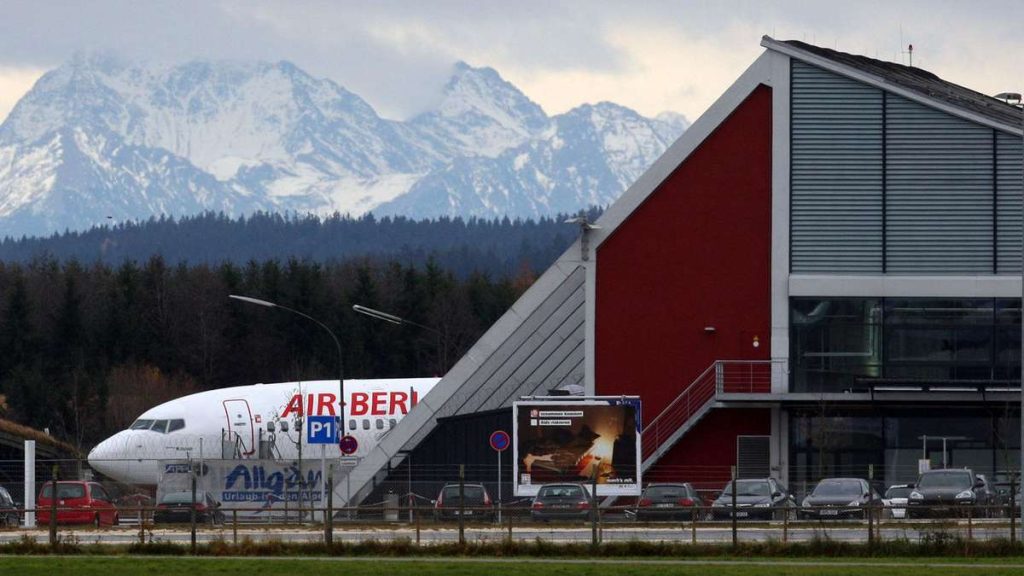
(513, 399), (642, 496)
(158, 459), (325, 518)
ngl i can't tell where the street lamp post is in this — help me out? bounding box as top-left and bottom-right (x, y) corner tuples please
(229, 294), (345, 516)
(352, 304), (447, 373)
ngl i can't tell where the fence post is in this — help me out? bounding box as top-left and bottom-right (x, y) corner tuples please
(458, 464), (465, 546)
(138, 506), (145, 544)
(190, 472), (197, 555)
(1011, 474), (1017, 546)
(967, 505), (973, 542)
(730, 465), (737, 547)
(49, 465), (58, 551)
(232, 510), (238, 546)
(591, 470), (599, 548)
(507, 507), (513, 542)
(325, 465), (334, 547)
(782, 505), (788, 544)
(415, 506), (421, 546)
(867, 501), (874, 548)
(690, 508), (697, 545)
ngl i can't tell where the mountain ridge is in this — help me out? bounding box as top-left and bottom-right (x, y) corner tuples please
(0, 55), (687, 238)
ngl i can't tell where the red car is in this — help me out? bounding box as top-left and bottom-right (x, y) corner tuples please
(36, 481), (119, 527)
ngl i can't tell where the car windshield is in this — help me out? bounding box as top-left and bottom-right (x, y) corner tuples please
(160, 492), (206, 504)
(722, 480), (771, 497)
(886, 486), (913, 499)
(538, 486), (585, 499)
(645, 485), (689, 499)
(812, 479), (863, 497)
(918, 472), (972, 490)
(442, 486), (484, 499)
(130, 419), (154, 430)
(41, 484), (86, 499)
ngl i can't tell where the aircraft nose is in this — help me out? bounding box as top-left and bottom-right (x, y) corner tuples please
(88, 432), (130, 480)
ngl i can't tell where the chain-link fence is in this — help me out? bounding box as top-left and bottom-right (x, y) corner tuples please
(1, 458), (1023, 550)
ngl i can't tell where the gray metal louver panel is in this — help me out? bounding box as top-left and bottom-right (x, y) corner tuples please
(997, 131), (1023, 274)
(791, 61), (884, 273)
(736, 436), (771, 479)
(885, 95), (994, 273)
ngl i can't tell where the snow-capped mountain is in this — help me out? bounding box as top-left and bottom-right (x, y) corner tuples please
(0, 55), (687, 238)
(375, 102), (681, 218)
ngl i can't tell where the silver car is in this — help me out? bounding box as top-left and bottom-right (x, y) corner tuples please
(883, 484), (913, 519)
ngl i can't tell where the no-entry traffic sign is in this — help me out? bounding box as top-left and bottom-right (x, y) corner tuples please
(339, 434), (359, 455)
(489, 430), (510, 452)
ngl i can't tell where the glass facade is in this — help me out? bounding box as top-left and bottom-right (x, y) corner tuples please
(789, 408), (1020, 498)
(791, 298), (1021, 392)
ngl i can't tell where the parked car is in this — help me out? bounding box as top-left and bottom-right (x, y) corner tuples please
(433, 483), (494, 521)
(153, 491), (224, 525)
(635, 483), (705, 521)
(0, 486), (20, 527)
(882, 484), (913, 519)
(36, 481), (119, 527)
(975, 475), (1003, 517)
(798, 478), (879, 520)
(530, 484), (592, 522)
(710, 478), (795, 521)
(907, 469), (996, 518)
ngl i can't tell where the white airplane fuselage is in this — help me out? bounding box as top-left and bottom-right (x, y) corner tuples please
(87, 378), (438, 486)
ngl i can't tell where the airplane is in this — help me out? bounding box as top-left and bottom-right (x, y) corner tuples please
(87, 378), (439, 486)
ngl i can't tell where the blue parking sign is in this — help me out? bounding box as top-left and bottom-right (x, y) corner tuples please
(307, 415), (338, 444)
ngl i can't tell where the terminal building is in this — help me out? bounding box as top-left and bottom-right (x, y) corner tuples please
(343, 37), (1024, 503)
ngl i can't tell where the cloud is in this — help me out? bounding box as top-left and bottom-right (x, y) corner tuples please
(0, 1), (1019, 123)
(0, 67), (45, 122)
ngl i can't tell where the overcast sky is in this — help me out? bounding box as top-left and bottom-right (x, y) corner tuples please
(0, 0), (1021, 123)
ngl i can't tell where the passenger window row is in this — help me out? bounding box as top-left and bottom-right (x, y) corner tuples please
(348, 418), (397, 431)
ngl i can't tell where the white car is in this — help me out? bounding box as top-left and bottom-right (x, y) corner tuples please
(883, 484), (913, 519)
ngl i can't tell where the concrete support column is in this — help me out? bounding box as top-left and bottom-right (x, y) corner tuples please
(770, 407), (788, 487)
(24, 440), (35, 528)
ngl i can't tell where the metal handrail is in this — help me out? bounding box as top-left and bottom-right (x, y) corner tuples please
(641, 360), (784, 461)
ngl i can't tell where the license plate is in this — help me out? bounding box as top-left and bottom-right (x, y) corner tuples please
(551, 504), (570, 509)
(656, 503), (674, 508)
(453, 510), (472, 515)
(820, 509), (838, 516)
(734, 511), (748, 518)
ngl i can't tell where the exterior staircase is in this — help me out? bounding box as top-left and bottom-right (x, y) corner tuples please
(640, 360), (783, 472)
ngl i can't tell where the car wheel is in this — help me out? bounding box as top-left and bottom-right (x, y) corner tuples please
(112, 514), (119, 526)
(93, 514), (101, 528)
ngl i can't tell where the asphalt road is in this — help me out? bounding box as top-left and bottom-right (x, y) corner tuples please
(0, 520), (1018, 545)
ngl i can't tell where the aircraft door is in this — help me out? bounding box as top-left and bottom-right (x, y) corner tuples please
(223, 399), (255, 456)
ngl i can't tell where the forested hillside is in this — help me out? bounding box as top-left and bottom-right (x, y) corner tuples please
(0, 256), (534, 450)
(0, 210), (596, 278)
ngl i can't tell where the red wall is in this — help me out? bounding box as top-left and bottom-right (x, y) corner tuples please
(595, 85), (773, 471)
(644, 409), (772, 487)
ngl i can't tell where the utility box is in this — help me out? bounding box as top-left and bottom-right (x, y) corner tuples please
(383, 491), (399, 521)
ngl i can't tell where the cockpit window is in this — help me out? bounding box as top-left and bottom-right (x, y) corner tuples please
(130, 419), (154, 430)
(168, 419), (185, 433)
(151, 420), (169, 433)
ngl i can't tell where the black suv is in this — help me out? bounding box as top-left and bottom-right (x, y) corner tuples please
(710, 478), (795, 521)
(908, 469), (996, 518)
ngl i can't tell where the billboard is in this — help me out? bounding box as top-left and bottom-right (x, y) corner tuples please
(513, 398), (641, 496)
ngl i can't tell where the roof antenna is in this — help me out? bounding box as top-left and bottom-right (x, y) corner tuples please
(907, 44), (913, 67)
